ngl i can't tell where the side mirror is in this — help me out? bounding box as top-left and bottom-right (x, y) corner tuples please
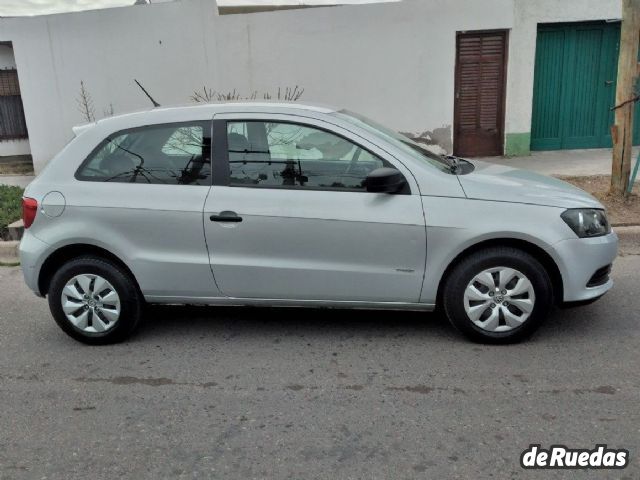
(365, 167), (406, 193)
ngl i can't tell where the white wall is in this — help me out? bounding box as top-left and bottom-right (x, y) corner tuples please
(0, 0), (514, 171)
(0, 0), (622, 171)
(0, 43), (31, 158)
(2, 0), (220, 171)
(214, 0), (513, 140)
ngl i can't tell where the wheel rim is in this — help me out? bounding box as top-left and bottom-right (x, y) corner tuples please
(463, 267), (535, 333)
(61, 274), (121, 333)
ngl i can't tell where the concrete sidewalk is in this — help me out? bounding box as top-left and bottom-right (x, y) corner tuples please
(478, 147), (640, 178)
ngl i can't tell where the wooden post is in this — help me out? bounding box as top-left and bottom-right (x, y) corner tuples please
(610, 0), (640, 196)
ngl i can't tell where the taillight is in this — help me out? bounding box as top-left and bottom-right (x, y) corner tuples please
(22, 197), (38, 229)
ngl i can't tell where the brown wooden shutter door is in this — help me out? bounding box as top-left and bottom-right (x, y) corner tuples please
(454, 31), (508, 157)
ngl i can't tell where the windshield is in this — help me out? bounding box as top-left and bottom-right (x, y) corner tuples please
(332, 109), (451, 173)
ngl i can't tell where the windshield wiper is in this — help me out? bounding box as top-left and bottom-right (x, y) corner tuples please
(441, 154), (462, 174)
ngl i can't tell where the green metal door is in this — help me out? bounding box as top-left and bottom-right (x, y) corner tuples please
(531, 22), (640, 151)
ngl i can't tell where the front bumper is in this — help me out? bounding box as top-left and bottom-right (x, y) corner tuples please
(553, 231), (618, 302)
(19, 230), (51, 297)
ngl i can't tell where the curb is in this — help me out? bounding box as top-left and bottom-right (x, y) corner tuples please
(0, 240), (19, 265)
(613, 225), (640, 237)
(7, 219), (24, 241)
(612, 222), (640, 228)
(614, 225), (640, 256)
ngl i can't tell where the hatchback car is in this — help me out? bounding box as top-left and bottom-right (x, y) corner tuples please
(20, 102), (617, 344)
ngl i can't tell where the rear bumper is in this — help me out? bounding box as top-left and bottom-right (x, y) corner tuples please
(19, 230), (50, 297)
(553, 232), (618, 302)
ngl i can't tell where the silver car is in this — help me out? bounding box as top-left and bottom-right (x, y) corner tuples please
(19, 102), (617, 344)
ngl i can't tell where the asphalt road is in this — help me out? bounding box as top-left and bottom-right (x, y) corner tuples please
(1, 257), (639, 480)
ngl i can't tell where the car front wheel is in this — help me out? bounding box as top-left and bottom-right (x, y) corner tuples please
(442, 247), (553, 344)
(48, 256), (142, 345)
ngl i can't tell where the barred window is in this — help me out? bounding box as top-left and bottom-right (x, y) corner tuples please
(0, 70), (20, 96)
(0, 69), (28, 140)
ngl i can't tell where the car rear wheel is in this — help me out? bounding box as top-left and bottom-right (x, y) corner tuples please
(48, 256), (142, 344)
(442, 247), (553, 344)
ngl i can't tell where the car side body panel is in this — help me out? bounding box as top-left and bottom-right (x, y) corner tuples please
(22, 181), (218, 298)
(204, 186), (427, 302)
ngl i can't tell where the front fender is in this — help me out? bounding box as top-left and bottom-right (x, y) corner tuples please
(419, 197), (570, 304)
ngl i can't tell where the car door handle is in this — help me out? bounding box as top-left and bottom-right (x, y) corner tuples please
(210, 211), (243, 223)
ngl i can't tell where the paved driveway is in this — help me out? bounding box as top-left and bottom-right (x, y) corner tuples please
(0, 257), (639, 479)
(479, 147), (640, 178)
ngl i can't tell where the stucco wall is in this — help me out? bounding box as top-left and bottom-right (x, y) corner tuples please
(1, 1), (218, 171)
(0, 0), (622, 171)
(213, 0), (513, 151)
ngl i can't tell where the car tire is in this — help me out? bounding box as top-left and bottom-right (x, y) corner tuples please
(442, 247), (553, 344)
(48, 256), (142, 345)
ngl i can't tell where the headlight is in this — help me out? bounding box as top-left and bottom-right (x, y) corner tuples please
(561, 209), (611, 238)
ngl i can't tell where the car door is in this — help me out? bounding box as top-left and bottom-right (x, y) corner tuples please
(73, 120), (219, 299)
(203, 113), (426, 303)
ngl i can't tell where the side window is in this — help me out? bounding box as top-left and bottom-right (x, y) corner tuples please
(76, 122), (211, 185)
(227, 121), (388, 190)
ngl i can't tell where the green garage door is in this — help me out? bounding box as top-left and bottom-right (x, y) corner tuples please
(531, 22), (640, 151)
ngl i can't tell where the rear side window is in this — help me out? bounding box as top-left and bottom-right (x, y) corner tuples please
(76, 122), (211, 185)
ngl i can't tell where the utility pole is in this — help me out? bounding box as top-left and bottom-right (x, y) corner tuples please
(610, 0), (640, 196)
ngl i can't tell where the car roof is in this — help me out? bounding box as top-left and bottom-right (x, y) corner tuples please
(73, 101), (339, 136)
(153, 100), (337, 115)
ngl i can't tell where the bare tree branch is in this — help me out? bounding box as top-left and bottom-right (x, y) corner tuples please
(77, 80), (95, 123)
(190, 85), (305, 103)
(191, 86), (215, 103)
(103, 103), (115, 118)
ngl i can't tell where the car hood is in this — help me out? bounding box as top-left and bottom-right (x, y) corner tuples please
(458, 160), (602, 209)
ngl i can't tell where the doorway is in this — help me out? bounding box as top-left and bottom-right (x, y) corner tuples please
(453, 30), (508, 157)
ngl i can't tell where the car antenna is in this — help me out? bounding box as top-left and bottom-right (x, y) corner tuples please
(134, 79), (161, 107)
